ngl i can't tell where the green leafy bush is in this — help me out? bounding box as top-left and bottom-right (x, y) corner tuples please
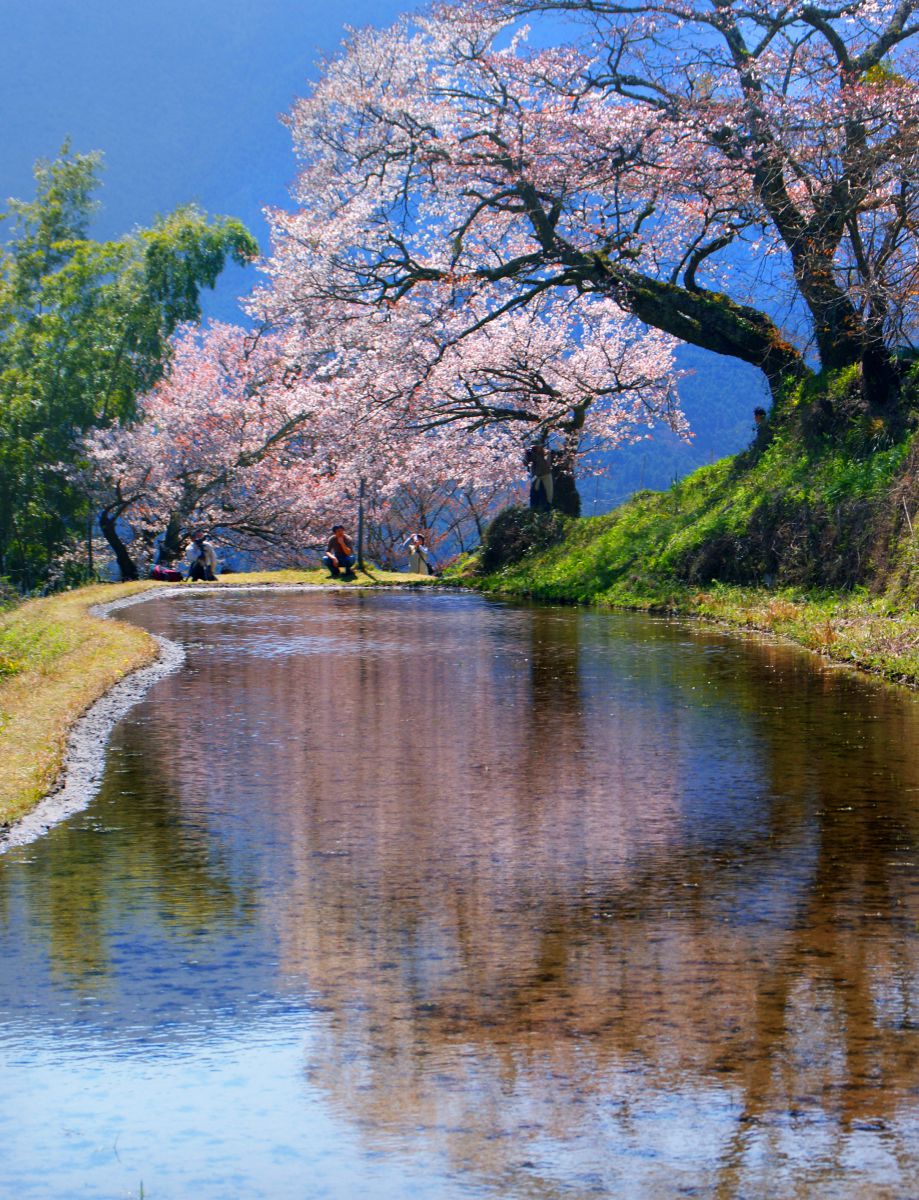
(479, 506), (570, 573)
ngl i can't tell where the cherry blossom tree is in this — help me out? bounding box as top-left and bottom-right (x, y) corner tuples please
(84, 322), (346, 576)
(258, 0), (919, 417)
(84, 320), (526, 576)
(483, 0), (919, 391)
(269, 290), (685, 515)
(367, 477), (520, 568)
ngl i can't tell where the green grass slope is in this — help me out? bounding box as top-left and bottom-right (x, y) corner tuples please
(462, 367), (919, 684)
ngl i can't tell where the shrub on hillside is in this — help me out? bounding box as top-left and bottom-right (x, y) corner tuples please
(479, 506), (570, 573)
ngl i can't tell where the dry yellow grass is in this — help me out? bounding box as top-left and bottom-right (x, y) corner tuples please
(764, 598), (800, 624)
(0, 582), (161, 826)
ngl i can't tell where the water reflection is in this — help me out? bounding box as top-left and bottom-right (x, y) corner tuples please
(0, 591), (916, 1198)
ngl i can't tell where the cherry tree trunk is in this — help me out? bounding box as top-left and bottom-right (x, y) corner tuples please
(98, 509), (139, 582)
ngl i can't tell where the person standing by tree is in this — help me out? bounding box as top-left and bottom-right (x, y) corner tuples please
(549, 445), (581, 519)
(524, 444), (554, 512)
(186, 531), (218, 581)
(404, 531), (433, 575)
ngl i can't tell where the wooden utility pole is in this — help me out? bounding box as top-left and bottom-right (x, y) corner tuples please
(357, 476), (366, 571)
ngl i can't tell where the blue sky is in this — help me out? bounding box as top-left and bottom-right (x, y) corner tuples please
(0, 0), (411, 319)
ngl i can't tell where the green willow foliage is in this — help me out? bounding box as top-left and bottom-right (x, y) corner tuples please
(0, 146), (258, 591)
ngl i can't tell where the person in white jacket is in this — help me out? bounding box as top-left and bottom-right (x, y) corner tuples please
(404, 532), (433, 575)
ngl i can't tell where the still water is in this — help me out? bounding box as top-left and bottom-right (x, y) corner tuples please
(1, 590), (917, 1199)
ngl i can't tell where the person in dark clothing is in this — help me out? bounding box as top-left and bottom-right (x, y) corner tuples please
(549, 447), (581, 518)
(322, 525), (357, 578)
(524, 444), (554, 511)
(186, 532), (218, 581)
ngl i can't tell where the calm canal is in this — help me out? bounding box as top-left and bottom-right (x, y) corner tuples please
(0, 589), (917, 1198)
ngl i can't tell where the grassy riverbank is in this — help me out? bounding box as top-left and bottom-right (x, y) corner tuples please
(469, 516), (919, 685)
(471, 528), (919, 684)
(461, 369), (919, 685)
(0, 582), (161, 827)
(0, 567), (432, 829)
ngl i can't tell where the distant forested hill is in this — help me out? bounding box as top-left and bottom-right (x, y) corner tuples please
(583, 347), (771, 515)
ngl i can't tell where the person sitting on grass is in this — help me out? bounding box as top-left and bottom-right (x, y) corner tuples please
(186, 531), (218, 581)
(322, 525), (357, 579)
(149, 546), (184, 582)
